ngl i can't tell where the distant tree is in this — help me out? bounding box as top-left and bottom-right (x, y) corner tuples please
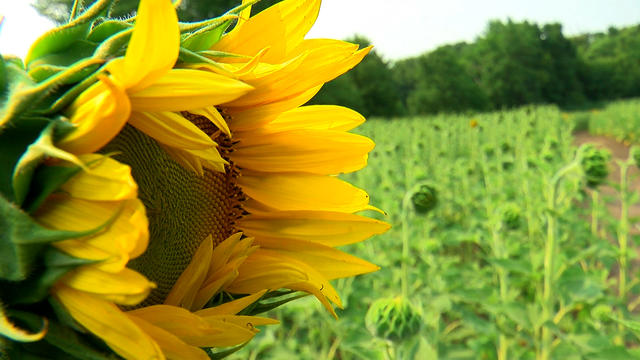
(469, 20), (552, 108)
(539, 23), (585, 105)
(578, 25), (640, 100)
(310, 35), (404, 118)
(309, 72), (366, 114)
(391, 57), (420, 111)
(33, 0), (278, 24)
(405, 44), (489, 115)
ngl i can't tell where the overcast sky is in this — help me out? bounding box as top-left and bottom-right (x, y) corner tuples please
(1, 0), (640, 61)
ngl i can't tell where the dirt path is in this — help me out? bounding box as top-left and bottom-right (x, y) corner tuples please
(573, 131), (640, 233)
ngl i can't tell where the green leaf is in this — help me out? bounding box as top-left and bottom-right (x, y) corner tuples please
(177, 48), (235, 77)
(557, 265), (604, 304)
(487, 257), (532, 275)
(0, 193), (92, 281)
(25, 0), (112, 66)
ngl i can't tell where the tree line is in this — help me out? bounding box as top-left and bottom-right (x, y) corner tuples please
(312, 22), (640, 117)
(35, 2), (640, 117)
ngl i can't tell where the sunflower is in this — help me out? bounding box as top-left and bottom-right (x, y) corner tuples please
(0, 0), (388, 358)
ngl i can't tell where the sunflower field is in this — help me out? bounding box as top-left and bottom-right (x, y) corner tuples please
(3, 0), (640, 359)
(232, 101), (640, 359)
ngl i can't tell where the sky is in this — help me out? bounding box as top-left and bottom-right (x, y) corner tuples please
(1, 0), (640, 61)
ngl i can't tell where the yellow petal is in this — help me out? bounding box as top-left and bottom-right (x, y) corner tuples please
(224, 42), (370, 107)
(38, 198), (148, 272)
(265, 105), (365, 132)
(127, 315), (209, 360)
(60, 266), (154, 306)
(164, 237), (212, 309)
(54, 285), (164, 360)
(189, 106), (231, 137)
(127, 305), (256, 347)
(232, 129), (374, 174)
(192, 271), (237, 311)
(130, 69), (253, 112)
(203, 315), (279, 328)
(239, 174), (375, 213)
(60, 154), (137, 201)
(106, 0), (179, 92)
(225, 253), (309, 292)
(229, 85), (321, 132)
(213, 0), (321, 63)
(228, 250), (341, 313)
(57, 75), (131, 154)
(195, 290), (267, 317)
(129, 111), (216, 150)
(238, 211), (390, 246)
(254, 241), (379, 280)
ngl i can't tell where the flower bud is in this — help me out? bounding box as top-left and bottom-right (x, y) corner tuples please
(365, 297), (422, 342)
(580, 145), (610, 189)
(411, 185), (438, 214)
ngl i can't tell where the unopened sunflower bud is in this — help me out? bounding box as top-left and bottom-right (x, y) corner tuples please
(501, 203), (521, 230)
(581, 145), (610, 189)
(630, 146), (640, 169)
(365, 297), (422, 342)
(411, 185), (438, 214)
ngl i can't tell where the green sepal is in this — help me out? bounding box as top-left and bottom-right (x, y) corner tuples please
(4, 309), (114, 360)
(240, 290), (308, 316)
(178, 48), (235, 76)
(0, 193), (95, 281)
(0, 55), (7, 100)
(206, 341), (250, 360)
(0, 308), (47, 343)
(181, 19), (233, 52)
(45, 71), (100, 115)
(92, 28), (133, 62)
(0, 116), (49, 201)
(23, 159), (83, 214)
(180, 1), (258, 51)
(12, 122), (83, 206)
(0, 58), (104, 131)
(0, 63), (37, 129)
(87, 20), (132, 43)
(25, 0), (113, 67)
(1, 248), (96, 305)
(28, 41), (99, 82)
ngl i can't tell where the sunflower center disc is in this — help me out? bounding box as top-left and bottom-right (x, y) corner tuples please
(103, 120), (244, 306)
